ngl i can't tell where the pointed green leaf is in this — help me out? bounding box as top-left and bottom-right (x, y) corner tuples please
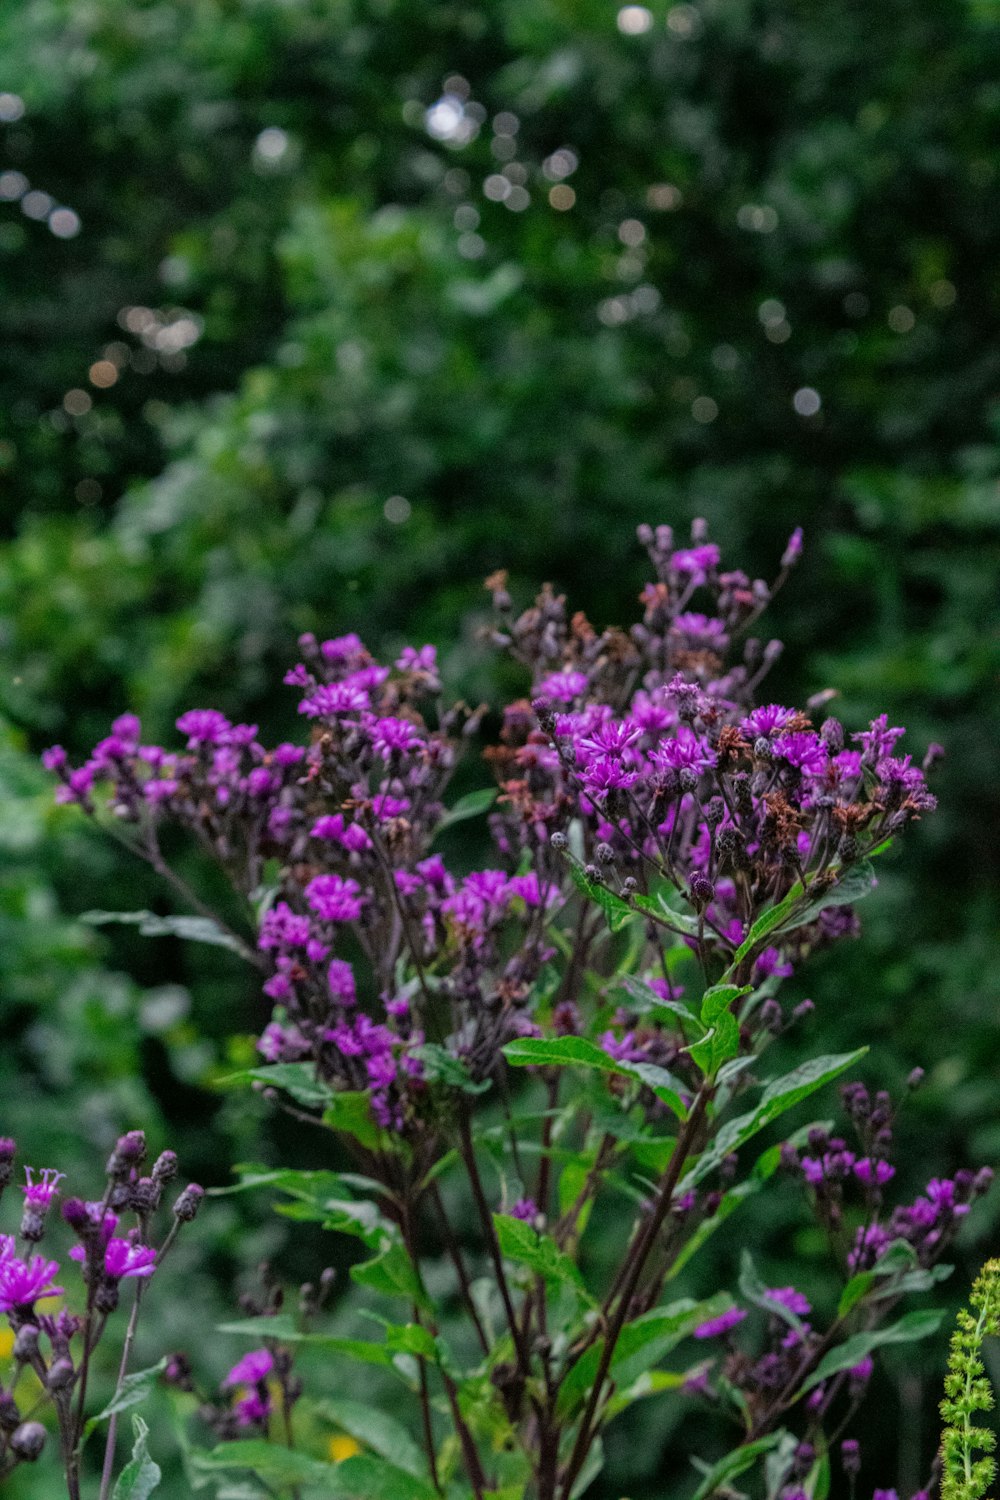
(688, 1432), (786, 1500)
(315, 1399), (425, 1477)
(799, 1308), (945, 1394)
(83, 908), (254, 962)
(568, 864), (634, 932)
(434, 787), (497, 837)
(85, 1359), (167, 1439)
(112, 1416), (162, 1500)
(494, 1213), (591, 1298)
(683, 1049), (867, 1187)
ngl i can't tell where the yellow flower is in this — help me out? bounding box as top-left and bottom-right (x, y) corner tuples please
(0, 1328), (14, 1361)
(327, 1433), (362, 1463)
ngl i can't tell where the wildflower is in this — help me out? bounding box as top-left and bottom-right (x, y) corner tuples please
(0, 1255), (63, 1313)
(305, 874), (366, 923)
(693, 1307), (746, 1339)
(225, 1348), (274, 1386)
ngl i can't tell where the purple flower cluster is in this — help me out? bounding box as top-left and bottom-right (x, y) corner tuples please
(0, 1133), (201, 1481)
(781, 1082), (993, 1273)
(44, 522), (940, 1143)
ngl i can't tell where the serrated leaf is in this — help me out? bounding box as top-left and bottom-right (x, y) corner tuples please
(494, 1213), (590, 1298)
(557, 1296), (733, 1417)
(194, 1441), (338, 1488)
(350, 1239), (428, 1306)
(85, 1359), (167, 1439)
(630, 890), (703, 937)
(688, 1432), (786, 1500)
(503, 1035), (688, 1119)
(82, 908), (254, 961)
(112, 1416), (162, 1500)
(799, 1308), (945, 1394)
(683, 1049), (868, 1188)
(772, 860), (877, 935)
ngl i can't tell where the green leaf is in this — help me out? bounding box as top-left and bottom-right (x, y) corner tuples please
(567, 864), (634, 932)
(85, 1359), (167, 1439)
(557, 1296), (733, 1417)
(322, 1091), (384, 1149)
(630, 890), (703, 937)
(800, 1308), (946, 1394)
(728, 888), (804, 969)
(688, 1432), (786, 1500)
(315, 1399), (425, 1478)
(503, 1036), (688, 1119)
(82, 908), (254, 961)
(225, 1063), (334, 1110)
(494, 1213), (590, 1298)
(335, 1454), (440, 1500)
(194, 1441), (339, 1489)
(772, 860), (877, 935)
(738, 1251), (807, 1339)
(409, 1043), (491, 1094)
(688, 989), (742, 1077)
(619, 975), (704, 1034)
(433, 786), (497, 837)
(350, 1239), (428, 1306)
(112, 1416), (162, 1500)
(683, 1049), (867, 1188)
(217, 1315), (397, 1368)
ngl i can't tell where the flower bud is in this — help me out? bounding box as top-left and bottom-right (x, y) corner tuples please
(907, 1067), (925, 1091)
(13, 1326), (39, 1362)
(0, 1390), (19, 1430)
(173, 1184), (205, 1222)
(106, 1131), (146, 1180)
(840, 1438), (861, 1476)
(10, 1421), (46, 1461)
(62, 1198), (90, 1232)
(690, 874), (714, 907)
(549, 832), (567, 851)
(152, 1151), (179, 1184)
(47, 1358), (75, 1392)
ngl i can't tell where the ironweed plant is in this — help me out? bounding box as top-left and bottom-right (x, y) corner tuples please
(43, 522), (979, 1499)
(0, 1134), (201, 1498)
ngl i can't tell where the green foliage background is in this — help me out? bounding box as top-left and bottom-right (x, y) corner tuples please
(1, 0), (999, 1493)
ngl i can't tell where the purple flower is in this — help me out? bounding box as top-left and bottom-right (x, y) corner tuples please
(176, 709), (231, 747)
(225, 1348), (274, 1387)
(41, 745), (67, 771)
(853, 1157), (896, 1187)
(368, 716), (425, 761)
(327, 959), (357, 1006)
(299, 681), (370, 717)
(396, 644), (438, 674)
(671, 543), (721, 581)
(581, 757), (640, 793)
(693, 1306), (746, 1339)
(510, 1198), (538, 1223)
(849, 1355), (874, 1383)
(318, 632), (365, 662)
(781, 527), (803, 567)
(103, 1239), (157, 1281)
(653, 726), (717, 775)
(766, 1286), (811, 1316)
(305, 874), (366, 923)
(537, 669), (589, 704)
(772, 732), (828, 775)
(234, 1391), (270, 1425)
(0, 1254), (63, 1312)
(21, 1167), (64, 1210)
(311, 813), (372, 851)
(854, 713), (906, 763)
(742, 704), (796, 739)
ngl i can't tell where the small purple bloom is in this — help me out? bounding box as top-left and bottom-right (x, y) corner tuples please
(305, 874), (366, 923)
(21, 1167), (65, 1210)
(693, 1306), (746, 1339)
(510, 1198), (538, 1223)
(0, 1254), (63, 1312)
(853, 1158), (896, 1187)
(176, 709), (231, 746)
(226, 1348), (274, 1387)
(766, 1286), (811, 1317)
(103, 1239), (157, 1281)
